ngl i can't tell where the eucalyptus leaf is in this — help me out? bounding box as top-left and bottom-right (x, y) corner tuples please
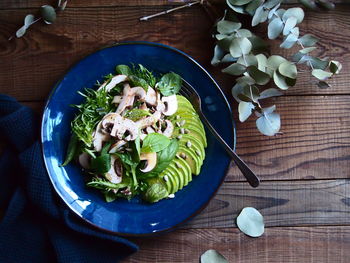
(244, 85), (260, 101)
(278, 61), (297, 79)
(247, 66), (271, 85)
(318, 0), (335, 10)
(282, 7), (304, 23)
(273, 71), (289, 90)
(264, 0), (282, 9)
(233, 0), (253, 6)
(236, 207), (265, 237)
(267, 55), (287, 71)
(268, 4), (280, 19)
(329, 60), (342, 74)
(226, 0), (246, 14)
(259, 88), (283, 99)
(232, 83), (246, 102)
(230, 37), (252, 57)
(215, 34), (227, 40)
(211, 45), (225, 66)
(239, 101), (255, 122)
(249, 35), (269, 53)
(255, 54), (267, 72)
(246, 0), (264, 16)
(217, 20), (242, 34)
(268, 17), (283, 39)
(283, 16), (297, 35)
(299, 0), (318, 10)
(280, 29), (299, 49)
(222, 63), (246, 76)
(40, 5), (57, 24)
(221, 53), (237, 63)
(309, 57), (328, 70)
(236, 29), (253, 38)
(218, 35), (234, 52)
(200, 249), (228, 263)
(256, 109), (281, 136)
(299, 47), (317, 54)
(237, 54), (258, 67)
(298, 34), (318, 47)
(237, 75), (256, 85)
(252, 6), (269, 26)
(317, 81), (331, 89)
(285, 76), (297, 87)
(237, 94), (253, 102)
(312, 69), (333, 80)
(16, 14), (35, 38)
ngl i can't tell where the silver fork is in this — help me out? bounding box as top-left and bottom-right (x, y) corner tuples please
(180, 80), (260, 188)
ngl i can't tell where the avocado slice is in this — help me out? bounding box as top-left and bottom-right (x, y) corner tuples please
(173, 126), (207, 148)
(168, 162), (185, 190)
(174, 155), (192, 187)
(160, 169), (175, 194)
(178, 146), (201, 175)
(165, 165), (180, 193)
(179, 134), (205, 161)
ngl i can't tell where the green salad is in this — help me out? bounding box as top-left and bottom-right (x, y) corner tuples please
(63, 64), (207, 203)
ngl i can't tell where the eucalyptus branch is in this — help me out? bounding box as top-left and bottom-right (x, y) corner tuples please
(9, 0), (68, 40)
(212, 0), (341, 136)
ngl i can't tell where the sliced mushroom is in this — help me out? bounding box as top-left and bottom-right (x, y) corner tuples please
(140, 152), (157, 173)
(136, 111), (162, 129)
(162, 120), (174, 137)
(156, 92), (166, 112)
(93, 121), (110, 151)
(145, 87), (157, 106)
(146, 126), (155, 134)
(116, 84), (134, 114)
(105, 155), (123, 184)
(112, 96), (123, 104)
(132, 87), (147, 99)
(98, 74), (128, 92)
(110, 114), (139, 140)
(101, 113), (118, 133)
(161, 95), (178, 116)
(78, 152), (90, 169)
(109, 140), (127, 153)
(139, 103), (148, 110)
(140, 133), (147, 141)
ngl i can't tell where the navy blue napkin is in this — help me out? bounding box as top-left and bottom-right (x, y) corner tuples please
(0, 95), (138, 263)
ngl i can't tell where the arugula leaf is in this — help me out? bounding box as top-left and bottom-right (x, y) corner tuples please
(124, 109), (151, 121)
(87, 177), (129, 190)
(115, 152), (139, 188)
(130, 134), (141, 163)
(156, 72), (182, 96)
(141, 133), (171, 153)
(142, 180), (169, 203)
(133, 64), (157, 87)
(129, 75), (149, 90)
(115, 64), (132, 75)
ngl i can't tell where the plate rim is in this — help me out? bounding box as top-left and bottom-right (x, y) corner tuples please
(41, 41), (236, 236)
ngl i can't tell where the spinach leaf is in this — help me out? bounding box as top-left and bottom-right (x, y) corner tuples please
(129, 75), (149, 90)
(61, 133), (78, 166)
(141, 133), (171, 153)
(115, 64), (132, 75)
(87, 177), (129, 190)
(156, 72), (182, 96)
(139, 139), (179, 178)
(90, 142), (112, 174)
(130, 134), (141, 163)
(115, 152), (139, 188)
(143, 181), (169, 203)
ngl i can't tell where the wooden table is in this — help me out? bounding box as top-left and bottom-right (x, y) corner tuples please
(1, 1), (349, 262)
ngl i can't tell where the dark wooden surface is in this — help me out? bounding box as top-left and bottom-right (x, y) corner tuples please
(1, 1), (349, 262)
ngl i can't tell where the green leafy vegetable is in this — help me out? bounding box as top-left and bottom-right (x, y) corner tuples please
(61, 133), (78, 166)
(141, 133), (171, 153)
(115, 64), (132, 75)
(156, 72), (182, 96)
(90, 142), (112, 174)
(142, 180), (169, 203)
(124, 109), (151, 121)
(116, 152), (139, 188)
(115, 64), (156, 90)
(87, 177), (129, 190)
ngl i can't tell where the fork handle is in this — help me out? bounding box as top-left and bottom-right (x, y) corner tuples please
(198, 112), (260, 188)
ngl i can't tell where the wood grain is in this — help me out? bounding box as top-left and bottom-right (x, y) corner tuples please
(124, 226), (350, 263)
(185, 179), (350, 228)
(0, 6), (349, 101)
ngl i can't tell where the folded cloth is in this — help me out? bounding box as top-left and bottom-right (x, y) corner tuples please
(0, 95), (138, 263)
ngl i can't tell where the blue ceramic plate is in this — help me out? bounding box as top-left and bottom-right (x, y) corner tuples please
(41, 42), (236, 236)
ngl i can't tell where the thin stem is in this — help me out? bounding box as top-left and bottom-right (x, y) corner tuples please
(139, 0), (202, 21)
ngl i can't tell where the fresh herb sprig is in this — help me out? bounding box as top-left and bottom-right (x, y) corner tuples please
(71, 87), (115, 147)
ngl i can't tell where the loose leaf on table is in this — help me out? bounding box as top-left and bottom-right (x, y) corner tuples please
(217, 20), (241, 34)
(283, 16), (297, 35)
(278, 61), (297, 79)
(312, 69), (333, 80)
(273, 71), (290, 90)
(230, 37), (252, 58)
(222, 63), (246, 76)
(156, 72), (182, 96)
(282, 7), (304, 23)
(259, 88), (283, 99)
(329, 60), (342, 74)
(236, 207), (265, 237)
(40, 5), (57, 24)
(16, 14), (35, 38)
(237, 54), (258, 67)
(280, 27), (299, 49)
(252, 6), (269, 26)
(256, 106), (281, 136)
(141, 133), (171, 153)
(200, 249), (228, 263)
(298, 34), (318, 46)
(247, 66), (271, 85)
(268, 18), (284, 39)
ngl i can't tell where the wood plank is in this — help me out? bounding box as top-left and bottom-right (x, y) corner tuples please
(184, 179), (350, 228)
(20, 95), (350, 181)
(124, 226), (350, 263)
(0, 6), (349, 100)
(228, 95), (350, 181)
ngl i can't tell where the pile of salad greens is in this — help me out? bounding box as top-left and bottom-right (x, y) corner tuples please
(62, 64), (184, 203)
